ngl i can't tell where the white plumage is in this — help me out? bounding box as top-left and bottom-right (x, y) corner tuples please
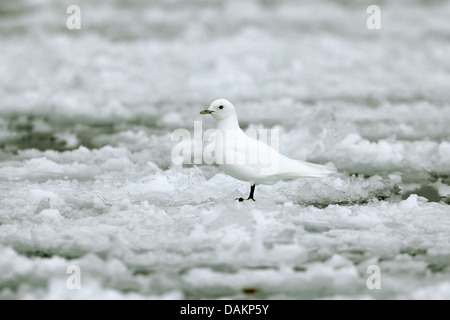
(200, 99), (336, 201)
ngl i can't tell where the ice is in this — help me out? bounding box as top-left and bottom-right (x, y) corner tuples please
(1, 161), (449, 298)
(0, 0), (449, 300)
(38, 209), (64, 222)
(432, 179), (450, 198)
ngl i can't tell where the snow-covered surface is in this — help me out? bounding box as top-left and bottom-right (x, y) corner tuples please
(0, 0), (449, 299)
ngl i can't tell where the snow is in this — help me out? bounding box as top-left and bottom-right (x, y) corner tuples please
(0, 0), (449, 300)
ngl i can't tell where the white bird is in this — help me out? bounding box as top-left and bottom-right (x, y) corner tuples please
(200, 99), (336, 201)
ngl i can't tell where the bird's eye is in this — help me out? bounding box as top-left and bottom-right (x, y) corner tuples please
(219, 106), (223, 109)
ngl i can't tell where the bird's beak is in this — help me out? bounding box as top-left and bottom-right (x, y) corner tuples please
(200, 109), (213, 114)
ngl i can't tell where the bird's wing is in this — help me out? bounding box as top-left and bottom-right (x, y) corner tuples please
(232, 131), (336, 178)
(277, 155), (336, 177)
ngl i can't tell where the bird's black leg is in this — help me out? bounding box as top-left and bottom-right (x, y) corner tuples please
(236, 184), (256, 202)
(247, 184), (256, 201)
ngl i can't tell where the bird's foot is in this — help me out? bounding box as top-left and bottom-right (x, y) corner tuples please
(235, 197), (255, 202)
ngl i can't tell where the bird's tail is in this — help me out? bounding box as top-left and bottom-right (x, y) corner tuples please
(299, 160), (337, 177)
(279, 159), (337, 179)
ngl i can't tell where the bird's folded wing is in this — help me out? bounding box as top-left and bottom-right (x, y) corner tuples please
(278, 156), (336, 177)
(230, 133), (335, 178)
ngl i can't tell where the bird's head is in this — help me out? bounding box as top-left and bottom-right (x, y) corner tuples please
(200, 99), (236, 121)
